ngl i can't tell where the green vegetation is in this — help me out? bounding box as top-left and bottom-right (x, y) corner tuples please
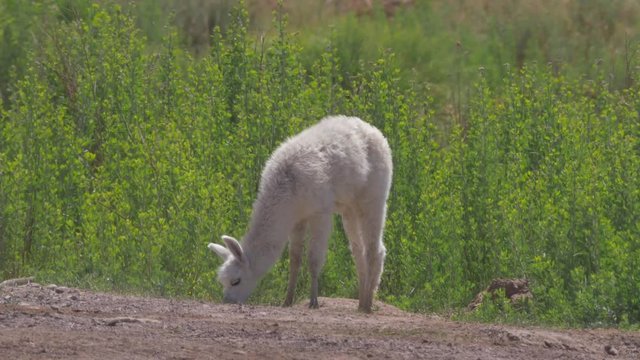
(1, 1), (639, 327)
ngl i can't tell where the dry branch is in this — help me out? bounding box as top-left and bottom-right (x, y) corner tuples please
(104, 317), (161, 326)
(0, 277), (35, 289)
(468, 278), (532, 311)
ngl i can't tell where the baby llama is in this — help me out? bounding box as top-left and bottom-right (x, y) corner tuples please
(208, 115), (392, 313)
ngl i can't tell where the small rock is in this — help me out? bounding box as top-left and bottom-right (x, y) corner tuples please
(54, 286), (70, 294)
(544, 340), (553, 348)
(46, 284), (58, 290)
(605, 345), (618, 356)
(232, 350), (246, 355)
(3, 295), (11, 301)
(68, 295), (79, 301)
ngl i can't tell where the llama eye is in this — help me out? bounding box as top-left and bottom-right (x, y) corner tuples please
(230, 278), (241, 286)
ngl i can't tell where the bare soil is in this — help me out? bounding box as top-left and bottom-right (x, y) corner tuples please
(1, 281), (639, 359)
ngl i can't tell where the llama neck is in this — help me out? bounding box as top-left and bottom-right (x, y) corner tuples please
(243, 197), (295, 278)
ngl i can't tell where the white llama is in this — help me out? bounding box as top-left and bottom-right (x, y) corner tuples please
(208, 115), (392, 312)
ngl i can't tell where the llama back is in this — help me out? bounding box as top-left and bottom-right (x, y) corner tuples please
(258, 116), (392, 213)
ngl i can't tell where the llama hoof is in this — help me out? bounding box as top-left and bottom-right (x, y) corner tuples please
(309, 298), (319, 309)
(358, 303), (373, 313)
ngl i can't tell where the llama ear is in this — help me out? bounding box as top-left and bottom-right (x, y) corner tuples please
(222, 235), (245, 263)
(208, 243), (231, 260)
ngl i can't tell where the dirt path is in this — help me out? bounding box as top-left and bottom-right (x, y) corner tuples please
(1, 281), (638, 359)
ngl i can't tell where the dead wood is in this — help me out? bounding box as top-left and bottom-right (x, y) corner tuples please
(468, 278), (533, 311)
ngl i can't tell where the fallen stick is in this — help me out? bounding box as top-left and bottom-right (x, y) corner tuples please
(104, 317), (161, 326)
(467, 278), (532, 311)
(0, 277), (35, 289)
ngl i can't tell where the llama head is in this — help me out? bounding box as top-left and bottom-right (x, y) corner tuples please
(208, 235), (257, 304)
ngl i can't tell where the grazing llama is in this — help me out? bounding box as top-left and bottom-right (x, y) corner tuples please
(208, 115), (392, 312)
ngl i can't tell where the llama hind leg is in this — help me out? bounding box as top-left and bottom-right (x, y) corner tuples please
(284, 221), (307, 307)
(341, 210), (367, 306)
(358, 203), (387, 313)
(308, 214), (332, 309)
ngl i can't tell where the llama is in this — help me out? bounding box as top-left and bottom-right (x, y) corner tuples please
(208, 115), (392, 312)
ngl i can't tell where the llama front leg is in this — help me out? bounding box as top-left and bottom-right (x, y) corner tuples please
(308, 214), (332, 309)
(283, 221), (307, 307)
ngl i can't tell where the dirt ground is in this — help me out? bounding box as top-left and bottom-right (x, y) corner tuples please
(1, 281), (639, 359)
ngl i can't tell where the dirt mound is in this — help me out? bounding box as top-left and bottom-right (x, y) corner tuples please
(1, 281), (639, 359)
